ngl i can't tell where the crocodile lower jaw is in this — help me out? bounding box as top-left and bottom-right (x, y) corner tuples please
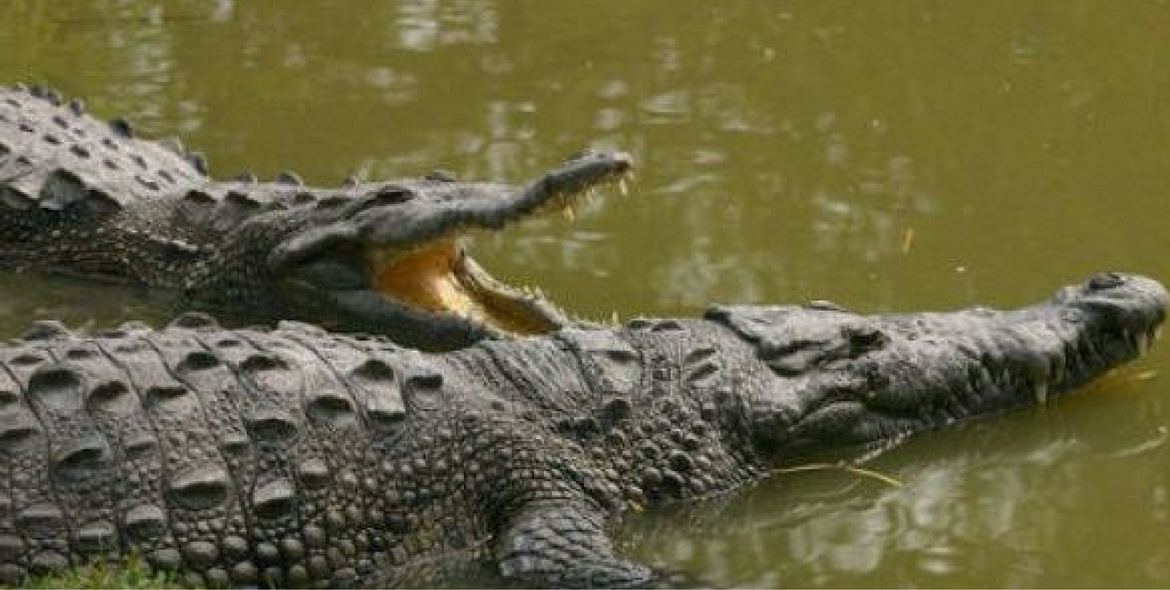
(368, 238), (567, 335)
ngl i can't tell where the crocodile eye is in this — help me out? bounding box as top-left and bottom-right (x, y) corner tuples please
(371, 187), (413, 204)
(1088, 272), (1125, 291)
(425, 169), (456, 182)
(846, 325), (886, 355)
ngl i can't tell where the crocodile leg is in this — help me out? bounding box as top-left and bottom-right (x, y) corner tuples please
(496, 498), (650, 588)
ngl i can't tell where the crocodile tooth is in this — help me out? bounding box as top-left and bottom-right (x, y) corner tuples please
(1137, 332), (1150, 355)
(562, 205), (575, 222)
(1154, 327), (1162, 342)
(619, 178), (628, 196)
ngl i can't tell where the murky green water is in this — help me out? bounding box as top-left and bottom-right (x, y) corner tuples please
(3, 1), (1169, 586)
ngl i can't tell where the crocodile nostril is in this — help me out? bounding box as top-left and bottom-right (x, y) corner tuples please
(1088, 272), (1125, 291)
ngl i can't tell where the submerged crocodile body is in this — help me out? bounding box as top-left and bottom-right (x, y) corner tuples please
(0, 84), (632, 350)
(0, 273), (1162, 588)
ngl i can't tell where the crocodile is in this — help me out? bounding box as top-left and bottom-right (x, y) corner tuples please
(0, 272), (1162, 588)
(0, 84), (633, 350)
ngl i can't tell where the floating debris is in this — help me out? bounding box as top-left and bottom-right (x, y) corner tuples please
(775, 462), (905, 488)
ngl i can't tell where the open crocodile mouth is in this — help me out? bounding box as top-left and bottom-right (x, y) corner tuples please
(359, 151), (634, 338)
(368, 238), (561, 335)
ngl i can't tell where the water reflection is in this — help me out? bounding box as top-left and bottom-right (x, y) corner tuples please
(628, 401), (1170, 587)
(395, 0), (498, 51)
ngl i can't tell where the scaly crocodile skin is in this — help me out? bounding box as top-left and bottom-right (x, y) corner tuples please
(0, 273), (1163, 587)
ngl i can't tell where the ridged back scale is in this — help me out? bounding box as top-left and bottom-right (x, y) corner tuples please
(0, 85), (206, 215)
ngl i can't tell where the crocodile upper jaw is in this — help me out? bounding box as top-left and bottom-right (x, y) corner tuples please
(268, 150), (635, 350)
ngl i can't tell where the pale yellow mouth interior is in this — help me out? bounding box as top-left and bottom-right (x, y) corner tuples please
(368, 239), (559, 335)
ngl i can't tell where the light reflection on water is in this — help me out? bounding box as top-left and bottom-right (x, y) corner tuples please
(627, 399), (1170, 587)
(2, 0), (1169, 586)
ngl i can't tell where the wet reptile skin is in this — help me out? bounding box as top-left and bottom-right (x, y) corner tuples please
(0, 273), (1162, 587)
(0, 84), (631, 350)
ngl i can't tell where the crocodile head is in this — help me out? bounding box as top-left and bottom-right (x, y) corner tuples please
(260, 150), (634, 350)
(711, 273), (1168, 459)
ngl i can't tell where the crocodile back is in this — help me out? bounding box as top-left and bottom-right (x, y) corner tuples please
(0, 85), (206, 215)
(0, 314), (434, 587)
(0, 86), (212, 283)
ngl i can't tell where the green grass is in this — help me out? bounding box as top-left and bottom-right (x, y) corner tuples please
(20, 556), (185, 590)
